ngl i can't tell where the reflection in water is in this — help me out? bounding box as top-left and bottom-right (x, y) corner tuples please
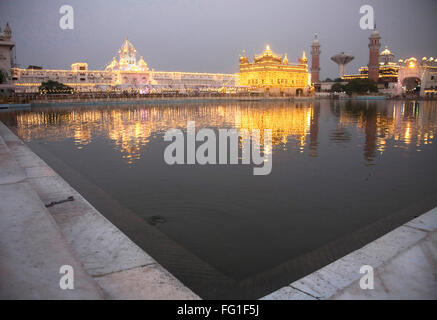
(1, 99), (437, 299)
(330, 100), (437, 161)
(8, 103), (314, 164)
(2, 100), (437, 164)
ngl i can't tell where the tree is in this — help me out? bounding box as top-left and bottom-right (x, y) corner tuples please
(334, 78), (343, 82)
(324, 77), (333, 82)
(344, 79), (378, 95)
(39, 80), (73, 94)
(331, 82), (345, 93)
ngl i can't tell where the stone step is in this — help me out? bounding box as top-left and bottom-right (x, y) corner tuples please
(0, 125), (104, 299)
(0, 120), (199, 300)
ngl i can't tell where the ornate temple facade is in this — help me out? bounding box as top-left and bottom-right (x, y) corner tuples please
(11, 38), (239, 93)
(104, 38), (151, 86)
(238, 45), (311, 95)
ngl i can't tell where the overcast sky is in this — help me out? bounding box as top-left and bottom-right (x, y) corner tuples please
(0, 0), (436, 79)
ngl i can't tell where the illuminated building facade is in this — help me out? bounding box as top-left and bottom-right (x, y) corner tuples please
(344, 46), (437, 97)
(341, 28), (436, 97)
(11, 63), (115, 92)
(104, 38), (151, 87)
(397, 57), (437, 97)
(343, 29), (403, 95)
(344, 47), (399, 82)
(343, 46), (400, 95)
(238, 45), (311, 95)
(11, 38), (239, 93)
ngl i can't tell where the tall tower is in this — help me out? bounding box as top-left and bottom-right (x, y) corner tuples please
(368, 27), (381, 83)
(310, 33), (321, 85)
(0, 22), (15, 82)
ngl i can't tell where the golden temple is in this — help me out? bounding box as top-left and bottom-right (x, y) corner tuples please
(238, 45), (311, 95)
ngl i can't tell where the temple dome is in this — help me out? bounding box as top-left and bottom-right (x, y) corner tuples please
(380, 46), (392, 56)
(379, 46), (395, 64)
(105, 38), (149, 72)
(239, 50), (249, 64)
(105, 57), (119, 71)
(254, 45), (283, 64)
(137, 56), (148, 71)
(298, 51), (307, 64)
(119, 38), (136, 55)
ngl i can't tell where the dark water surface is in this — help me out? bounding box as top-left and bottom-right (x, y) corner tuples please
(1, 100), (437, 299)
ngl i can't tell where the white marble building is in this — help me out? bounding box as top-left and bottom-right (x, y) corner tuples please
(11, 37), (239, 93)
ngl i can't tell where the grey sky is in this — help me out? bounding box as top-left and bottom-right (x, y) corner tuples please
(0, 0), (436, 79)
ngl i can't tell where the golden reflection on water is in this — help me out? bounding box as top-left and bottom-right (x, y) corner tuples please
(9, 100), (437, 164)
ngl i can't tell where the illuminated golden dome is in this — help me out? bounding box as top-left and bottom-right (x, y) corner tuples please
(254, 45), (283, 63)
(379, 46), (395, 65)
(239, 56), (249, 64)
(239, 50), (249, 64)
(380, 46), (392, 56)
(283, 53), (289, 65)
(298, 51), (308, 64)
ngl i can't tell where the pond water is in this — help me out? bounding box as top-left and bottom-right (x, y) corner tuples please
(1, 99), (437, 299)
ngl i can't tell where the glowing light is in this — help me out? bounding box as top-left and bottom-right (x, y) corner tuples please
(239, 45), (310, 92)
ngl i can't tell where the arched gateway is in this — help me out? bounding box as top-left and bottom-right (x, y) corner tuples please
(397, 57), (437, 97)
